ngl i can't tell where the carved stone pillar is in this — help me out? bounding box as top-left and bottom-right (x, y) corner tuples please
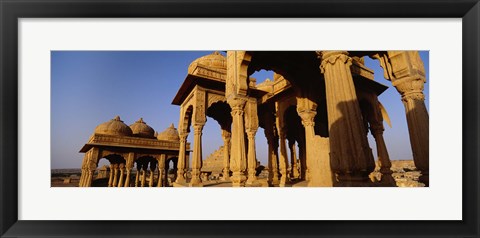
(297, 137), (307, 180)
(245, 99), (259, 186)
(175, 132), (188, 184)
(277, 129), (289, 187)
(373, 51), (429, 186)
(149, 168), (154, 187)
(289, 140), (300, 179)
(83, 148), (99, 187)
(157, 154), (166, 187)
(245, 129), (259, 186)
(86, 170), (94, 187)
(370, 125), (396, 186)
(319, 51), (375, 186)
(297, 109), (322, 186)
(141, 165), (147, 187)
(394, 77), (429, 186)
(112, 164), (119, 187)
(227, 98), (247, 187)
(124, 167), (131, 187)
(134, 168), (140, 187)
(124, 152), (134, 187)
(108, 164), (114, 187)
(79, 154), (88, 187)
(190, 124), (204, 187)
(117, 163), (125, 187)
(264, 114), (280, 186)
(221, 130), (231, 181)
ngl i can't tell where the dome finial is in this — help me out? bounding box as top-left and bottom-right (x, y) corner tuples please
(170, 123), (175, 128)
(113, 115), (121, 121)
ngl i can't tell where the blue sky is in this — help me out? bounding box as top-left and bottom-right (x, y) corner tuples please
(51, 51), (429, 169)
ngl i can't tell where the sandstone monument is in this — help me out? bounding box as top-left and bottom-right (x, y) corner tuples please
(78, 117), (190, 187)
(78, 51), (428, 187)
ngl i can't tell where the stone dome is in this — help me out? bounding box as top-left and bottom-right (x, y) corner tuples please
(157, 123), (180, 141)
(129, 118), (155, 138)
(188, 51), (226, 73)
(94, 116), (133, 137)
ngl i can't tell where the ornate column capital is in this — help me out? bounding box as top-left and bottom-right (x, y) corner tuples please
(392, 77), (426, 102)
(193, 123), (204, 134)
(297, 110), (316, 127)
(246, 129), (257, 138)
(179, 131), (188, 142)
(228, 97), (247, 115)
(318, 51), (352, 73)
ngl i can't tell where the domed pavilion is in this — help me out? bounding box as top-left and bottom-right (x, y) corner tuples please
(79, 116), (190, 187)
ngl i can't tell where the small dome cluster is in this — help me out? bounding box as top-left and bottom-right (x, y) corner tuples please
(188, 51), (226, 73)
(94, 116), (179, 142)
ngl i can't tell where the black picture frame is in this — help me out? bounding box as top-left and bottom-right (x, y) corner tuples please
(1, 0), (478, 237)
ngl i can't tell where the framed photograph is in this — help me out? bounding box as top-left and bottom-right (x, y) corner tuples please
(1, 0), (478, 237)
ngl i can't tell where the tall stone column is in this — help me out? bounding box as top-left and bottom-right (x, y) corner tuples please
(370, 125), (396, 186)
(117, 163), (125, 187)
(227, 98), (248, 187)
(190, 123), (204, 187)
(83, 148), (99, 187)
(86, 170), (94, 187)
(108, 164), (114, 187)
(364, 95), (395, 186)
(112, 164), (119, 187)
(134, 169), (140, 187)
(373, 51), (429, 186)
(175, 132), (188, 184)
(141, 164), (147, 187)
(79, 153), (89, 187)
(124, 167), (131, 187)
(124, 152), (134, 187)
(289, 140), (300, 179)
(149, 168), (154, 187)
(297, 138), (307, 180)
(221, 130), (231, 181)
(277, 129), (289, 187)
(394, 77), (429, 186)
(245, 129), (259, 186)
(319, 51), (375, 186)
(157, 154), (166, 187)
(297, 109), (322, 186)
(264, 115), (280, 186)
